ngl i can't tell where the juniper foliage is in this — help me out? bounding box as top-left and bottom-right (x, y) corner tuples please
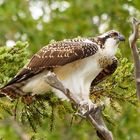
(0, 42), (138, 138)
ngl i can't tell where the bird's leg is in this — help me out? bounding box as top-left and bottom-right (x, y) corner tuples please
(75, 83), (97, 116)
(77, 93), (97, 116)
(78, 100), (93, 116)
(77, 97), (106, 118)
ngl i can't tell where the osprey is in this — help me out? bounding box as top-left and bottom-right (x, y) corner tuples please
(0, 30), (125, 109)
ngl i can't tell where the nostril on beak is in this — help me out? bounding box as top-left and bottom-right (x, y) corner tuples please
(118, 35), (125, 41)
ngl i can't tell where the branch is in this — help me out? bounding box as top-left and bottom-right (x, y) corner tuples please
(129, 17), (140, 101)
(44, 72), (113, 140)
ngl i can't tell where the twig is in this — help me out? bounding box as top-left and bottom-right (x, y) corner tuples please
(129, 17), (140, 101)
(44, 71), (113, 140)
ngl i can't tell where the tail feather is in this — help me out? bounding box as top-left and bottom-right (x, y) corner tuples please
(0, 83), (26, 100)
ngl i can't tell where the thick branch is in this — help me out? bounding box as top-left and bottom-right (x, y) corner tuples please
(129, 17), (140, 101)
(44, 72), (113, 140)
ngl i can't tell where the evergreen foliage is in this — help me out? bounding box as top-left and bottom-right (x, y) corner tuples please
(0, 41), (139, 140)
(0, 0), (140, 139)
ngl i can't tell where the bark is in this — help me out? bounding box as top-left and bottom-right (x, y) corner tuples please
(129, 17), (140, 101)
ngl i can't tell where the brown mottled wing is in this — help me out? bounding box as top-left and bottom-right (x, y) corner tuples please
(27, 41), (98, 70)
(5, 40), (98, 86)
(91, 57), (118, 87)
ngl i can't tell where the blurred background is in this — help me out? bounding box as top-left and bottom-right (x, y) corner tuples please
(0, 0), (140, 140)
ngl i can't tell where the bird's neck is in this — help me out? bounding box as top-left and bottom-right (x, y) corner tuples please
(101, 44), (118, 57)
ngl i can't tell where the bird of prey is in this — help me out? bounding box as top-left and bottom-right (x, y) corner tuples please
(0, 30), (125, 110)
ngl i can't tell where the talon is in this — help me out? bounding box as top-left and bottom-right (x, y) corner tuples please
(75, 112), (86, 118)
(95, 101), (105, 111)
(77, 99), (96, 116)
(98, 102), (105, 111)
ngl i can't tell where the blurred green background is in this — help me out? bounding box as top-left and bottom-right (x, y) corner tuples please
(0, 0), (140, 140)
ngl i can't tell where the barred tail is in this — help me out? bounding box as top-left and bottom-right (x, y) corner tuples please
(0, 83), (26, 100)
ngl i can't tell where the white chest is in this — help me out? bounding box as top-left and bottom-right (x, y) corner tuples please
(54, 54), (102, 97)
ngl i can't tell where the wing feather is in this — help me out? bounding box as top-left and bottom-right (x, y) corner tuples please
(5, 39), (99, 86)
(27, 41), (98, 69)
(91, 57), (118, 87)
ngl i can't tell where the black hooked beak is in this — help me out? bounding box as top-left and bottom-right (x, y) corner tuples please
(117, 34), (125, 41)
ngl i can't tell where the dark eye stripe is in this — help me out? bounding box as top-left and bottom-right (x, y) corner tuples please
(111, 32), (118, 36)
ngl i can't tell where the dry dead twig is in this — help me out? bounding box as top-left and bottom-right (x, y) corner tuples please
(129, 17), (140, 101)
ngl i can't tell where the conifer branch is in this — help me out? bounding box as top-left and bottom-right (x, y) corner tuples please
(129, 17), (140, 101)
(44, 71), (113, 140)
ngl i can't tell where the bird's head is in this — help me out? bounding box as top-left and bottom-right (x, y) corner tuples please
(97, 30), (125, 49)
(96, 30), (125, 56)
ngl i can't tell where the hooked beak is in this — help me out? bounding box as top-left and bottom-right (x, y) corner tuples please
(118, 34), (125, 41)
